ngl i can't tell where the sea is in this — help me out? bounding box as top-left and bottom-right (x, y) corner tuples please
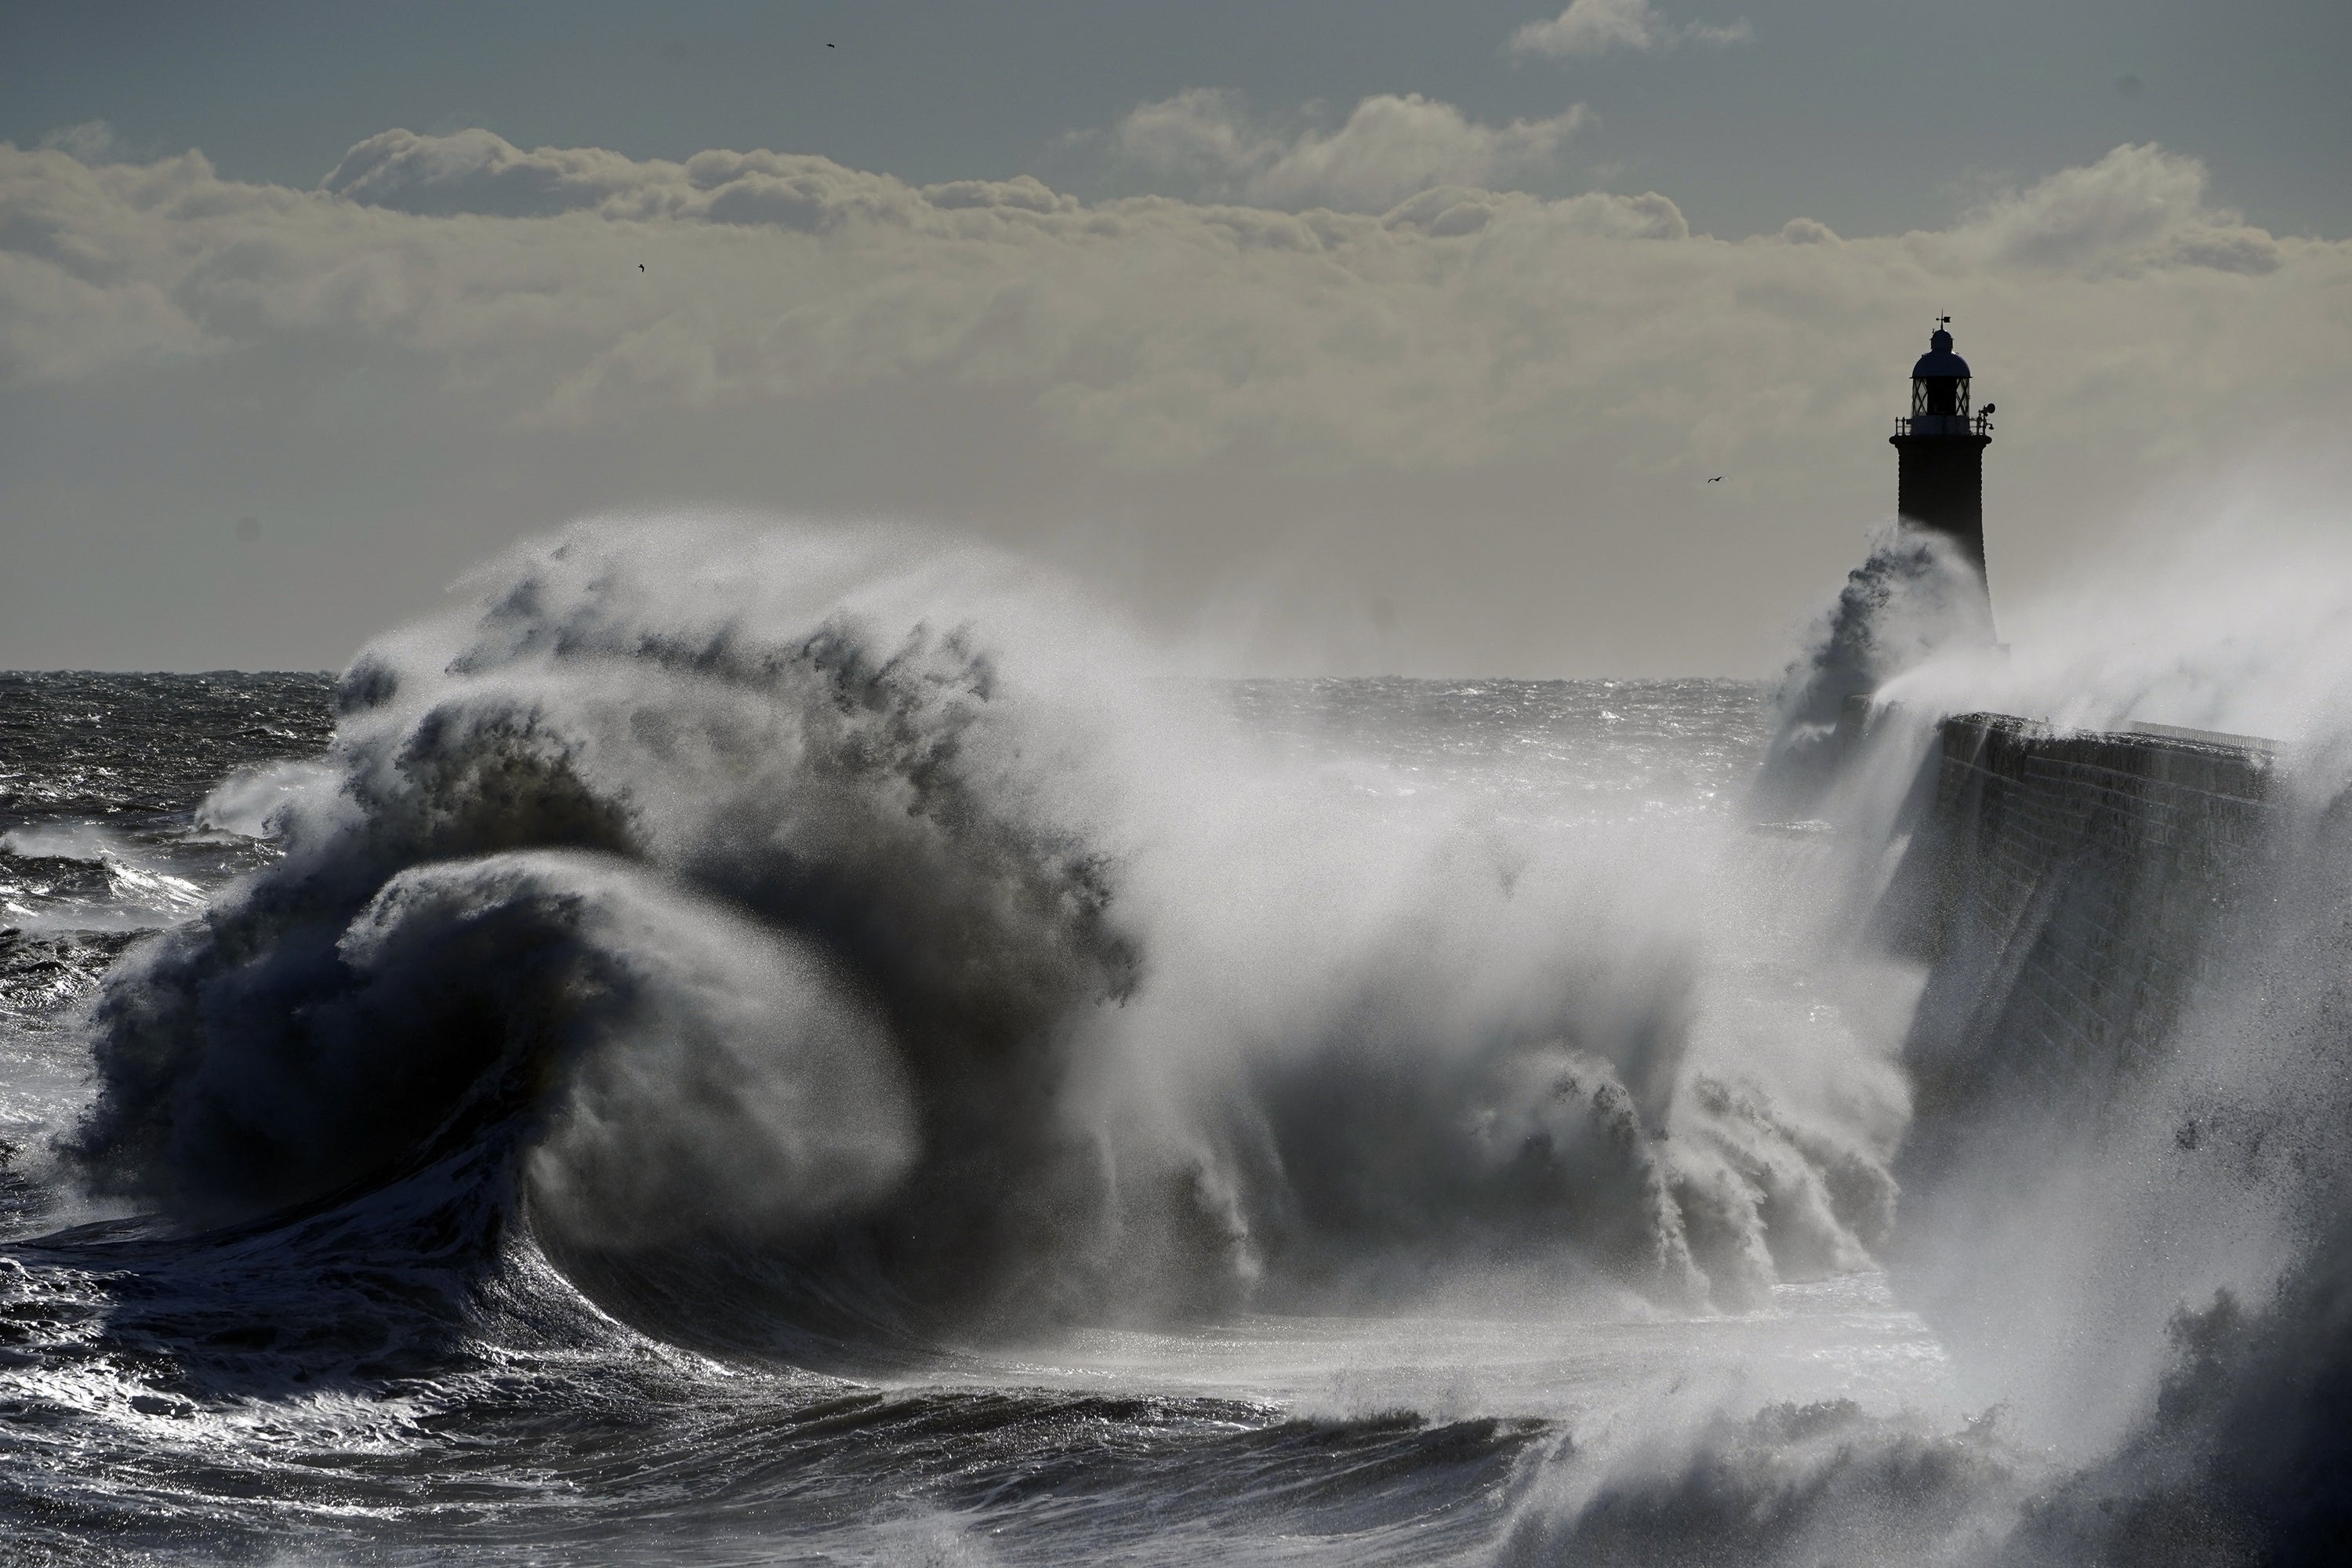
(0, 521), (2336, 1564)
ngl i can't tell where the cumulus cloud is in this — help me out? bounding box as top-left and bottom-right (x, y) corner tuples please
(320, 127), (993, 229)
(1109, 89), (1589, 212)
(0, 129), (2339, 478)
(1510, 0), (1754, 60)
(1956, 143), (2281, 275)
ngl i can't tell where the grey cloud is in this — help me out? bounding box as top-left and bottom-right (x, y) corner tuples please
(1944, 144), (2281, 276)
(920, 176), (1076, 215)
(2161, 230), (2285, 275)
(0, 129), (2339, 477)
(322, 127), (659, 217)
(324, 129), (920, 231)
(323, 129), (1095, 238)
(1109, 90), (1590, 213)
(1378, 184), (1689, 240)
(37, 121), (119, 162)
(1510, 0), (1754, 61)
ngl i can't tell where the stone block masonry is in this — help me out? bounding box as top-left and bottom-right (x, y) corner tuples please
(1881, 713), (2274, 1143)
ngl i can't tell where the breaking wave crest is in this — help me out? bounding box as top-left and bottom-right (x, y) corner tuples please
(61, 520), (1896, 1362)
(1751, 524), (1991, 819)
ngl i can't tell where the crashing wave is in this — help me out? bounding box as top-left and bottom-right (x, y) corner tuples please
(62, 519), (1900, 1358)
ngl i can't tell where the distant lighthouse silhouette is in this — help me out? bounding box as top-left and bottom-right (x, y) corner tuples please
(1889, 317), (1995, 624)
(1748, 320), (2003, 814)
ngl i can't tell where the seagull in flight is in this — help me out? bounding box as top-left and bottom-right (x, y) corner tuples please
(1708, 475), (1722, 483)
(637, 263), (644, 272)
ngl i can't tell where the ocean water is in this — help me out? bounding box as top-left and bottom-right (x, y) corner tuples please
(8, 521), (2330, 1565)
(0, 666), (1945, 1565)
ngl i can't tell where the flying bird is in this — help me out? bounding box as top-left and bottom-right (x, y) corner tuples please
(637, 263), (644, 271)
(1708, 476), (1722, 483)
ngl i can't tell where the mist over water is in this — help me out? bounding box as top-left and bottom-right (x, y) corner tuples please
(1733, 499), (2352, 1564)
(5, 512), (2352, 1561)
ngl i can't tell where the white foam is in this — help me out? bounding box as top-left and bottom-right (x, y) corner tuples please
(0, 822), (130, 862)
(194, 760), (337, 840)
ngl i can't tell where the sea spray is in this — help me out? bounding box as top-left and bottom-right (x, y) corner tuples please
(61, 517), (1897, 1352)
(1502, 504), (2352, 1565)
(1751, 524), (1991, 821)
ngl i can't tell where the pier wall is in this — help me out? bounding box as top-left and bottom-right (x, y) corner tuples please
(1882, 713), (2275, 1134)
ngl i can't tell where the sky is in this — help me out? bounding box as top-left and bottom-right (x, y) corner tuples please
(2, 0), (2349, 674)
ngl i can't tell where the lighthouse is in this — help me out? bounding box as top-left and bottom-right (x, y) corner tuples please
(1889, 318), (1994, 601)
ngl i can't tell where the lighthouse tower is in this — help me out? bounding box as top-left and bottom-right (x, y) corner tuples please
(1889, 318), (1994, 592)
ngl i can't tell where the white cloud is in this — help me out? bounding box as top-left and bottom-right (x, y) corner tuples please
(320, 128), (971, 228)
(1955, 143), (2279, 275)
(1110, 90), (1589, 212)
(1510, 0), (1754, 60)
(0, 132), (2336, 478)
(1, 125), (2347, 673)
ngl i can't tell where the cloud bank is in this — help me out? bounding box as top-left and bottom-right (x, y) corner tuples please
(0, 114), (2346, 670)
(0, 128), (2321, 466)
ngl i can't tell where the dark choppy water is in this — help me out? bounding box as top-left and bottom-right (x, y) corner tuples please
(0, 625), (1960, 1567)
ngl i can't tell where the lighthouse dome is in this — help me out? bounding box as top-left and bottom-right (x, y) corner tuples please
(1912, 327), (1970, 379)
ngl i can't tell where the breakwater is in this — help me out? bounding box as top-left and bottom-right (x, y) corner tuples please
(1881, 712), (2277, 1151)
